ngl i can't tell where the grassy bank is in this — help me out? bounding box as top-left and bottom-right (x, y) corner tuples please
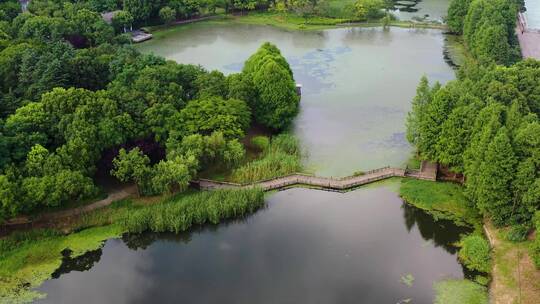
(399, 179), (482, 229)
(0, 188), (265, 303)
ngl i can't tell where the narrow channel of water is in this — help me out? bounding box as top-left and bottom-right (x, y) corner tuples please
(36, 185), (469, 304)
(137, 24), (455, 176)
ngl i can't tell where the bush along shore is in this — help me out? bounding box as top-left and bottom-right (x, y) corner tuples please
(0, 188), (265, 303)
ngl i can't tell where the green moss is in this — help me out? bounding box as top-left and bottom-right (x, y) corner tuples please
(0, 225), (122, 303)
(434, 279), (488, 304)
(399, 179), (481, 228)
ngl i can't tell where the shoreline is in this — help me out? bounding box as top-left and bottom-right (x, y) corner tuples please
(140, 13), (448, 36)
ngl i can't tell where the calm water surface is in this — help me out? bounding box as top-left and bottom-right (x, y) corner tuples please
(392, 0), (449, 22)
(137, 24), (454, 176)
(524, 0), (540, 29)
(36, 186), (469, 304)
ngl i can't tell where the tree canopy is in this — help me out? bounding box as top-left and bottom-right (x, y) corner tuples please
(0, 2), (299, 221)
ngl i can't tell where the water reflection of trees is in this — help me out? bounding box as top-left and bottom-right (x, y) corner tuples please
(51, 248), (103, 279)
(122, 214), (258, 250)
(49, 207), (267, 279)
(401, 202), (471, 254)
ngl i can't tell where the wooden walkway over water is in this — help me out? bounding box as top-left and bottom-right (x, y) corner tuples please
(195, 162), (438, 192)
(1, 162), (437, 232)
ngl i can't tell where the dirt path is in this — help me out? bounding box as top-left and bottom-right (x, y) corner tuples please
(485, 222), (540, 304)
(2, 185), (137, 229)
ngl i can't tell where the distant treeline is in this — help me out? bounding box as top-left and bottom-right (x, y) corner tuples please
(447, 0), (523, 65)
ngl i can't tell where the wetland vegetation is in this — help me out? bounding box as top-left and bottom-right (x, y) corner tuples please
(0, 0), (539, 303)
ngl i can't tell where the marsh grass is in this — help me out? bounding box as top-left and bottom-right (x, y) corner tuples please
(231, 134), (302, 183)
(122, 188), (265, 233)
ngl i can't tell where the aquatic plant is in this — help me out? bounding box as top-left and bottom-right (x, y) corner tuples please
(433, 279), (488, 304)
(231, 134), (302, 183)
(121, 188), (265, 233)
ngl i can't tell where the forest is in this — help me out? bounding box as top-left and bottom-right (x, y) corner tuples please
(0, 0), (300, 221)
(407, 0), (540, 262)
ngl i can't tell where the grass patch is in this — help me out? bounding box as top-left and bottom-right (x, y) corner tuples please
(399, 179), (481, 229)
(230, 134), (303, 183)
(433, 279), (488, 304)
(0, 188), (265, 303)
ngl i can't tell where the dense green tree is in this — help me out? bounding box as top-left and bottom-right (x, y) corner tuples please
(252, 59), (299, 130)
(227, 73), (257, 103)
(447, 0), (471, 34)
(159, 6), (176, 25)
(123, 0), (154, 23)
(18, 15), (67, 42)
(417, 83), (460, 160)
(111, 147), (151, 195)
(476, 127), (517, 225)
(353, 0), (384, 20)
(173, 96), (251, 139)
(195, 70), (228, 99)
(436, 101), (479, 172)
(406, 76), (432, 146)
(112, 10), (134, 33)
(149, 157), (191, 194)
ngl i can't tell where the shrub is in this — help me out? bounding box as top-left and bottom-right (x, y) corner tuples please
(251, 136), (270, 151)
(458, 235), (491, 273)
(506, 224), (529, 242)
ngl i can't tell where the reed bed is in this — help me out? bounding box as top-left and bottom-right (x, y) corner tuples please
(121, 188), (265, 233)
(231, 134), (302, 183)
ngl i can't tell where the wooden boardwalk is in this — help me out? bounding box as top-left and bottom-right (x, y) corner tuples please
(2, 163), (437, 231)
(195, 162), (437, 192)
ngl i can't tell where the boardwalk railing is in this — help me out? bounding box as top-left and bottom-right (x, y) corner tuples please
(195, 164), (437, 192)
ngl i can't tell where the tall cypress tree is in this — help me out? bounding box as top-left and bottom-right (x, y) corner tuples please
(477, 127), (517, 225)
(406, 76), (431, 146)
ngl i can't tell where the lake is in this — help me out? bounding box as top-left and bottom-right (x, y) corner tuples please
(137, 23), (455, 176)
(36, 184), (469, 304)
(34, 18), (463, 304)
(524, 0), (540, 30)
